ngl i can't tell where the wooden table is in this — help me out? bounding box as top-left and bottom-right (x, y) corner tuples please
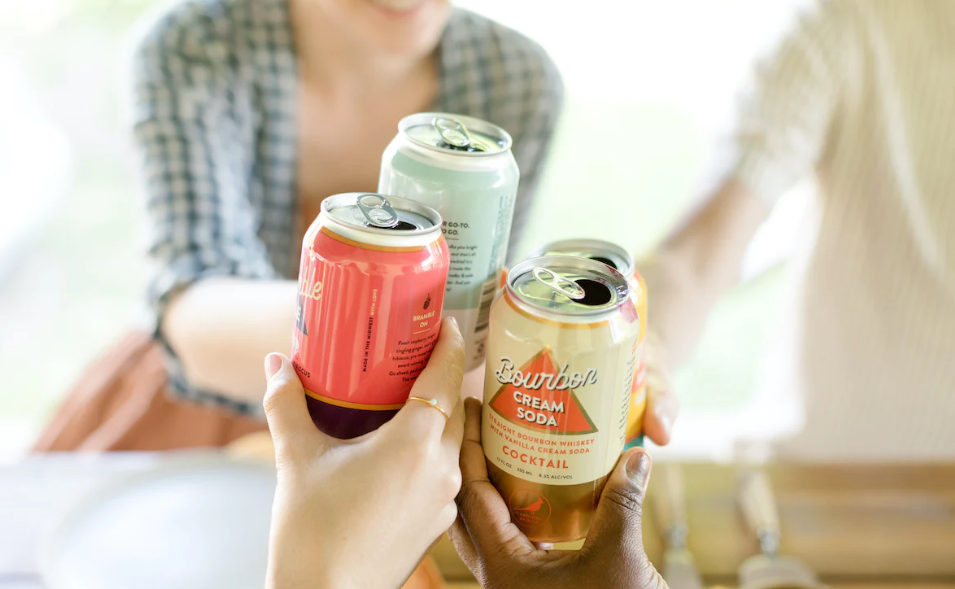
(433, 462), (955, 588)
(9, 453), (948, 588)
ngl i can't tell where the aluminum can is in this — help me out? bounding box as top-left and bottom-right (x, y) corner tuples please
(292, 193), (450, 439)
(379, 113), (520, 371)
(529, 239), (648, 450)
(482, 256), (640, 542)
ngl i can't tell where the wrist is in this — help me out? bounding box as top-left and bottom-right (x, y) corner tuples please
(266, 549), (349, 589)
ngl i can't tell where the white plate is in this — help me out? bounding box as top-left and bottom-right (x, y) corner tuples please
(38, 456), (276, 589)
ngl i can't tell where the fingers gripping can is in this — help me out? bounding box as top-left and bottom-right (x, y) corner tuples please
(378, 113), (520, 371)
(529, 239), (648, 450)
(482, 256), (640, 542)
(291, 193), (450, 439)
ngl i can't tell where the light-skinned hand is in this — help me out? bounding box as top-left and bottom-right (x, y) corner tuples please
(264, 318), (465, 589)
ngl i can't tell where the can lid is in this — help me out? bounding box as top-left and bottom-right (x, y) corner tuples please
(528, 238), (635, 278)
(400, 112), (512, 156)
(322, 193), (440, 234)
(508, 256), (630, 316)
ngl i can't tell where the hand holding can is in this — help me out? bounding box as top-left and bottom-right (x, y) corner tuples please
(263, 317), (466, 589)
(450, 398), (667, 589)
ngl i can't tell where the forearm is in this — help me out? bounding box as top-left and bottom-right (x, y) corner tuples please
(162, 277), (298, 403)
(641, 179), (771, 366)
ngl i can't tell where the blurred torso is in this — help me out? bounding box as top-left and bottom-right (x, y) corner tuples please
(779, 0), (955, 461)
(294, 60), (438, 239)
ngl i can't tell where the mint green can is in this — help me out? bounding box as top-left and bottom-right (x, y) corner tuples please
(379, 113), (520, 371)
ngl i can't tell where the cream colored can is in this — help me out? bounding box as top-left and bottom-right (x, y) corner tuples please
(482, 255), (640, 543)
(528, 238), (648, 449)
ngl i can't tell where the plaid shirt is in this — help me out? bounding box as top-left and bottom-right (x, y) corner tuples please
(130, 0), (563, 415)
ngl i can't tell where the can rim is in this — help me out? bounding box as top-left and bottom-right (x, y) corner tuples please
(527, 238), (635, 278)
(506, 255), (631, 319)
(320, 193), (443, 239)
(398, 112), (513, 157)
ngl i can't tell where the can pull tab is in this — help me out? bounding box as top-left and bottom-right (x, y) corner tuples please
(357, 194), (399, 228)
(533, 267), (586, 300)
(433, 117), (473, 150)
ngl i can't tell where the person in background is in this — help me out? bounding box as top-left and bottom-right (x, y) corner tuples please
(263, 318), (666, 589)
(641, 0), (955, 461)
(35, 0), (680, 454)
(134, 0), (562, 417)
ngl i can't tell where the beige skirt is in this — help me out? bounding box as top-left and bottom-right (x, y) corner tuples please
(31, 330), (266, 452)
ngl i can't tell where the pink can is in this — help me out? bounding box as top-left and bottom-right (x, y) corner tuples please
(292, 193), (450, 439)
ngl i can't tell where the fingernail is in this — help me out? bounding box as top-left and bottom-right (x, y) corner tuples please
(265, 353), (283, 380)
(626, 450), (652, 490)
(449, 316), (459, 331)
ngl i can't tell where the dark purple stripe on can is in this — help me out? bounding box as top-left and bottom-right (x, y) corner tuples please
(305, 395), (401, 439)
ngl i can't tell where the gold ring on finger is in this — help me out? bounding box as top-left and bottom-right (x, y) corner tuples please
(407, 396), (450, 422)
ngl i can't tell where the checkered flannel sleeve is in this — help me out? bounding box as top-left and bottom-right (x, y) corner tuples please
(129, 7), (277, 414)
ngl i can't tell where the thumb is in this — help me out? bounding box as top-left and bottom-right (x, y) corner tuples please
(582, 448), (652, 558)
(263, 353), (331, 456)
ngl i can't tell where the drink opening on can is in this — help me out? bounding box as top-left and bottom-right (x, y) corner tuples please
(482, 255), (640, 543)
(292, 193), (450, 439)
